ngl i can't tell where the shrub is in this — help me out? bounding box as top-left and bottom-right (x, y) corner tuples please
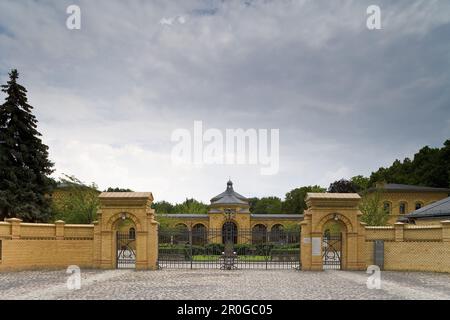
(204, 243), (224, 254)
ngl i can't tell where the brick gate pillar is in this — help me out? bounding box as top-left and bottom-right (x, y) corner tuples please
(95, 192), (159, 270)
(302, 193), (366, 271)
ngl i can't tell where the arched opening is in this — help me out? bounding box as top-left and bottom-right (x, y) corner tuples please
(222, 221), (238, 244)
(115, 217), (136, 269)
(415, 202), (423, 210)
(399, 202), (407, 215)
(322, 218), (347, 270)
(129, 227), (136, 240)
(383, 201), (392, 214)
(270, 224), (285, 243)
(174, 223), (189, 244)
(252, 224), (267, 244)
(192, 224), (207, 245)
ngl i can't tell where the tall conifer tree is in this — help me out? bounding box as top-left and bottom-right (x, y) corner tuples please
(0, 69), (55, 222)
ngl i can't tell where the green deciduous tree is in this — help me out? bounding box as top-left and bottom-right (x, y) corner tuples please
(152, 200), (175, 214)
(328, 179), (358, 193)
(104, 187), (133, 192)
(281, 185), (325, 214)
(52, 175), (99, 224)
(368, 140), (450, 188)
(351, 175), (370, 192)
(252, 196), (282, 214)
(247, 197), (259, 213)
(172, 198), (208, 214)
(0, 69), (55, 222)
(359, 190), (389, 226)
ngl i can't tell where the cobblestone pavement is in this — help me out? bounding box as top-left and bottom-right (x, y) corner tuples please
(1, 269), (450, 300)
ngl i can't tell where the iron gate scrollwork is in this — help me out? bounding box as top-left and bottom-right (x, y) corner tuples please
(158, 227), (301, 270)
(322, 233), (342, 270)
(116, 231), (136, 269)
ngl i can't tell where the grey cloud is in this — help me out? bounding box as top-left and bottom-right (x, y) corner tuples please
(0, 0), (449, 202)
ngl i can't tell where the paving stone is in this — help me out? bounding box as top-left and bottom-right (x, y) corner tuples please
(1, 269), (449, 300)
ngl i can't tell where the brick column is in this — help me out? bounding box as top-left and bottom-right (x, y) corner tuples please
(441, 220), (450, 242)
(300, 218), (312, 271)
(93, 220), (101, 268)
(5, 218), (22, 239)
(394, 222), (405, 242)
(55, 220), (65, 240)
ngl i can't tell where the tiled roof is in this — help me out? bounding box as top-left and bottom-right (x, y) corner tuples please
(405, 196), (450, 219)
(210, 180), (249, 206)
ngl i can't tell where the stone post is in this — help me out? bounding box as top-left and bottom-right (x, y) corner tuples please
(300, 218), (312, 271)
(55, 220), (65, 240)
(93, 220), (101, 268)
(394, 222), (405, 242)
(441, 220), (450, 242)
(5, 218), (21, 240)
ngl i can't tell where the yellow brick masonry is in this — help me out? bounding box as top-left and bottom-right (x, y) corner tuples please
(1, 193), (450, 273)
(0, 218), (94, 271)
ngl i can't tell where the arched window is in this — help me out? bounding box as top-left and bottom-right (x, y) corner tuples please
(415, 202), (423, 210)
(174, 223), (189, 244)
(252, 224), (267, 244)
(222, 222), (238, 244)
(383, 202), (391, 214)
(192, 224), (207, 245)
(399, 202), (407, 215)
(270, 224), (285, 243)
(128, 227), (136, 240)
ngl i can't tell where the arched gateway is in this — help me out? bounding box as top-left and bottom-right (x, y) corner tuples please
(300, 193), (366, 271)
(94, 192), (159, 270)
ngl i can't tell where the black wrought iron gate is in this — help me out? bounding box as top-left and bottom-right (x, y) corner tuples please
(158, 228), (300, 270)
(322, 233), (342, 270)
(116, 231), (136, 269)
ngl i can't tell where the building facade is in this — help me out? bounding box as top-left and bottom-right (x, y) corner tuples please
(365, 183), (450, 224)
(158, 181), (303, 243)
(403, 196), (450, 225)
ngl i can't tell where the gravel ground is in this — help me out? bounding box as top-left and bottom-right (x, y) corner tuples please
(1, 269), (450, 300)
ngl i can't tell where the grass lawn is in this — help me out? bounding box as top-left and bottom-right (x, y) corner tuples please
(192, 255), (269, 261)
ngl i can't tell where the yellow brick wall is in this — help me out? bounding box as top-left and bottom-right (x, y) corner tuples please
(379, 191), (448, 224)
(0, 219), (95, 271)
(0, 240), (94, 271)
(364, 221), (450, 273)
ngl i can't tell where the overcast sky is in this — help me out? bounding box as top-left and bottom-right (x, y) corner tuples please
(0, 0), (449, 203)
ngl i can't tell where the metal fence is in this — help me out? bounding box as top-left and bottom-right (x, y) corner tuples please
(158, 228), (301, 270)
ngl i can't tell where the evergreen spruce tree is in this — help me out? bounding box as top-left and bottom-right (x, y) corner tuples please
(0, 69), (55, 222)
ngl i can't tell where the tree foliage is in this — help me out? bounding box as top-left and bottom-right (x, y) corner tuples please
(0, 69), (55, 222)
(152, 198), (214, 214)
(104, 187), (133, 192)
(281, 185), (325, 214)
(172, 198), (208, 214)
(328, 179), (358, 193)
(51, 175), (99, 224)
(152, 200), (175, 214)
(252, 196), (282, 214)
(351, 175), (370, 192)
(368, 140), (450, 188)
(247, 197), (259, 213)
(359, 190), (389, 226)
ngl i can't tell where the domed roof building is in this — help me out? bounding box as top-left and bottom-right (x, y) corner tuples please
(160, 180), (303, 244)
